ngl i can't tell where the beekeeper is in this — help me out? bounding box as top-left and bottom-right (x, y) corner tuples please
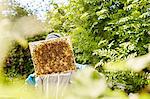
(25, 33), (88, 98)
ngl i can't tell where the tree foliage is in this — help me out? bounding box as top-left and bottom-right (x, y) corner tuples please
(46, 0), (150, 94)
(47, 0), (150, 64)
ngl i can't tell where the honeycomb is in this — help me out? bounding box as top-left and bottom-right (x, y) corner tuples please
(29, 36), (76, 76)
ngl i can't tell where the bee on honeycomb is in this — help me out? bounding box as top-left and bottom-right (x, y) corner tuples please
(29, 37), (76, 76)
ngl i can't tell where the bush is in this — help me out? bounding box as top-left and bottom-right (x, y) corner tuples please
(4, 33), (48, 78)
(104, 71), (149, 94)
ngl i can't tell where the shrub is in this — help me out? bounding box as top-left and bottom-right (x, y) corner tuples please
(104, 71), (149, 94)
(4, 33), (48, 78)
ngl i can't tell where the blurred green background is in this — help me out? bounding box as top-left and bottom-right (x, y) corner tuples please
(0, 0), (150, 98)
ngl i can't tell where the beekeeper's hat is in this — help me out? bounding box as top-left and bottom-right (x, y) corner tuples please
(46, 33), (62, 40)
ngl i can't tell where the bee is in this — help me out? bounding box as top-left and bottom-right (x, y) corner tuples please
(29, 37), (76, 76)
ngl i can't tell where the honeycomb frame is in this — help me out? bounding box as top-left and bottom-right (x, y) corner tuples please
(29, 36), (76, 76)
